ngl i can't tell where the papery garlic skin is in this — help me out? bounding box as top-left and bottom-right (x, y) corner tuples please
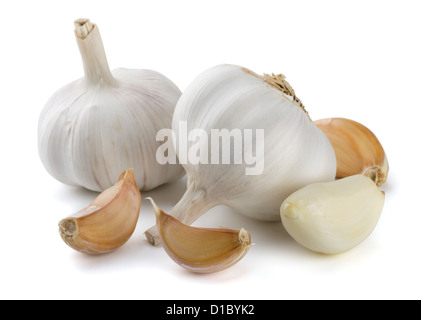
(315, 117), (389, 186)
(280, 174), (385, 255)
(145, 64), (336, 245)
(38, 19), (184, 192)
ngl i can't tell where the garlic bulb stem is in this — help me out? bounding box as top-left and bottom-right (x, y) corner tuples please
(145, 184), (213, 246)
(74, 19), (116, 87)
(170, 185), (212, 224)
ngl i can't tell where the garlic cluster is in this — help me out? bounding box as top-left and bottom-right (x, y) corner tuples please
(48, 18), (390, 271)
(38, 19), (185, 192)
(280, 174), (385, 254)
(145, 64), (337, 245)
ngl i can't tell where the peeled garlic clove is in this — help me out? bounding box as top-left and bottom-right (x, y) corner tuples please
(59, 169), (141, 255)
(38, 19), (184, 192)
(147, 198), (252, 273)
(315, 117), (388, 186)
(280, 174), (385, 255)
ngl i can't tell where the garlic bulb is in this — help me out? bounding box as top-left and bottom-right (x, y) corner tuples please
(145, 64), (337, 245)
(315, 117), (389, 186)
(38, 19), (185, 192)
(280, 174), (385, 255)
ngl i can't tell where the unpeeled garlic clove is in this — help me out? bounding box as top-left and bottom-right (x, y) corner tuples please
(59, 169), (141, 255)
(280, 174), (385, 255)
(146, 198), (252, 273)
(315, 117), (389, 186)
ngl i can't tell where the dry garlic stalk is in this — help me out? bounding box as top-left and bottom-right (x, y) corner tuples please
(315, 117), (389, 186)
(281, 174), (385, 255)
(147, 198), (252, 273)
(59, 169), (141, 255)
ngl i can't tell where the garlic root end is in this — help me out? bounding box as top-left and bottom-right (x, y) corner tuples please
(144, 227), (162, 247)
(59, 218), (77, 237)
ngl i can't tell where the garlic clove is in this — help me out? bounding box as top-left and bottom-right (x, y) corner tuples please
(315, 117), (389, 186)
(280, 174), (385, 255)
(146, 198), (252, 273)
(59, 169), (141, 255)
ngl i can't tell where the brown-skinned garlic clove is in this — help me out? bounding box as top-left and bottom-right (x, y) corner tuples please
(315, 117), (389, 186)
(146, 198), (252, 274)
(59, 169), (141, 255)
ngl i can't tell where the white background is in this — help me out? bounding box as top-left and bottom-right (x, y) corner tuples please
(0, 0), (419, 300)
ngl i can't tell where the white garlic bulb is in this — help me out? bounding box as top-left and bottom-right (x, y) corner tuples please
(281, 174), (385, 255)
(38, 19), (185, 192)
(145, 64), (336, 245)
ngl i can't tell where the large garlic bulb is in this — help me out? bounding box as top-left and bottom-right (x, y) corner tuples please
(145, 64), (336, 245)
(38, 19), (185, 192)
